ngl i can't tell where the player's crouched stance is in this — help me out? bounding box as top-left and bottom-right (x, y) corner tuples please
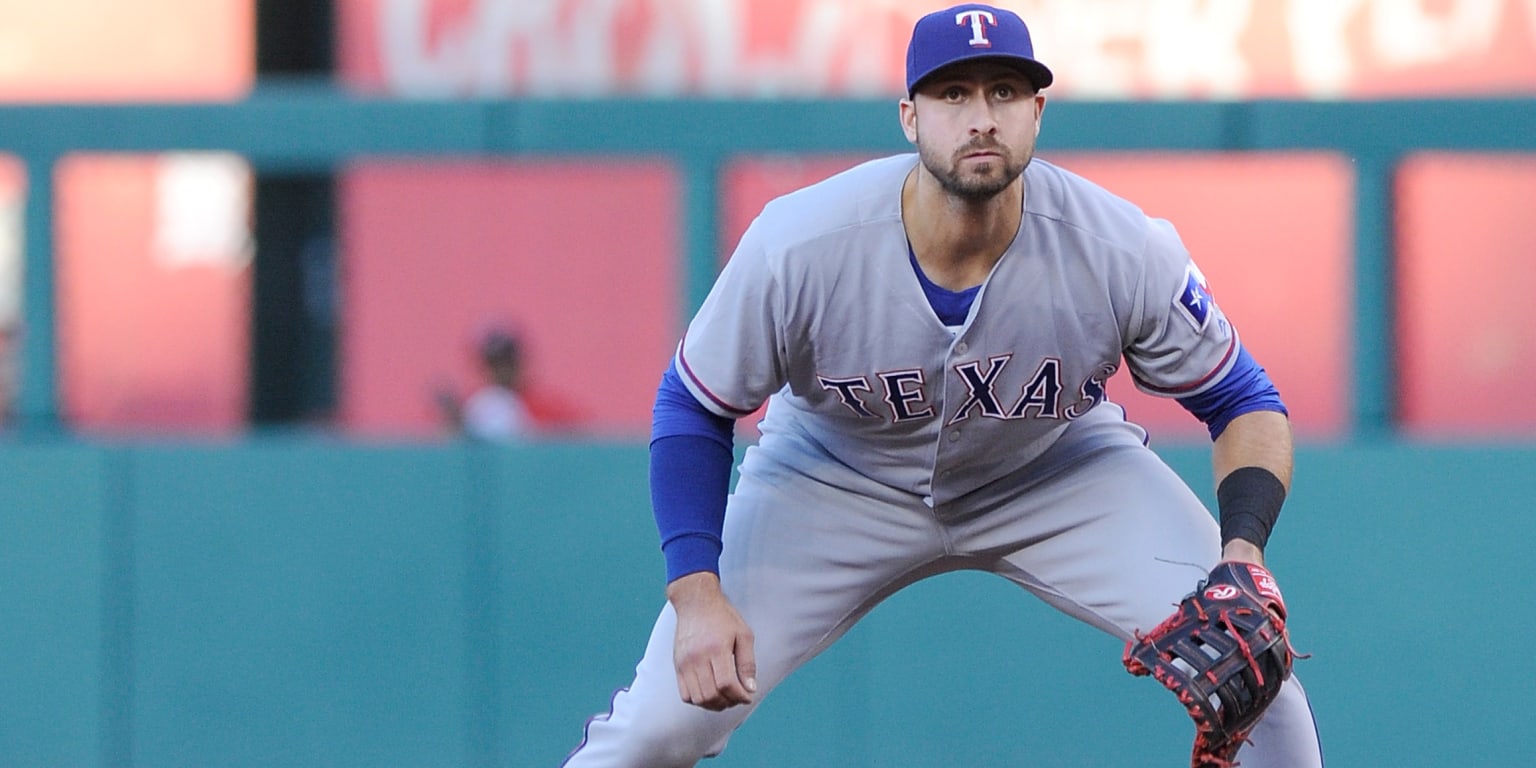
(562, 4), (1324, 767)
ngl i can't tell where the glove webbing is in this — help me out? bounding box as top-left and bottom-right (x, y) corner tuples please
(1127, 596), (1300, 768)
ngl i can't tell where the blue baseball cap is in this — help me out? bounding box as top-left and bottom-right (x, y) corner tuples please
(905, 4), (1053, 96)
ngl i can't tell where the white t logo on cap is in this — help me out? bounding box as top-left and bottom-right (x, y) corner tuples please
(956, 9), (997, 48)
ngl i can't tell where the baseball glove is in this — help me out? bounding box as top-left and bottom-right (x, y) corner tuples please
(1123, 561), (1299, 768)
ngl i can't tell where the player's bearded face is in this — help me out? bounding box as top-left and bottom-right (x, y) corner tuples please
(918, 130), (1033, 201)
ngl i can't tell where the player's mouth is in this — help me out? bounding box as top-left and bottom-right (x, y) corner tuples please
(958, 142), (1005, 162)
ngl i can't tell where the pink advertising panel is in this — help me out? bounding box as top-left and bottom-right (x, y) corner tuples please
(340, 0), (1536, 99)
(338, 160), (682, 438)
(1396, 154), (1536, 438)
(0, 0), (252, 101)
(54, 155), (253, 433)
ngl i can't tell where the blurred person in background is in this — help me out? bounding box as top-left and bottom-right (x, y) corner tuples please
(435, 326), (534, 441)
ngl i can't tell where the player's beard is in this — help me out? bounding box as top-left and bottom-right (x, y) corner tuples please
(919, 136), (1030, 201)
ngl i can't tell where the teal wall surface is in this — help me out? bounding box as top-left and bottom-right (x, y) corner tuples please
(3, 439), (1532, 767)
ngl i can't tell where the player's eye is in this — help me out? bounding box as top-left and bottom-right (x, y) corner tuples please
(993, 83), (1016, 99)
(942, 86), (966, 101)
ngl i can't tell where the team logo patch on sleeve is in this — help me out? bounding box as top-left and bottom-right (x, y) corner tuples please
(1176, 264), (1215, 331)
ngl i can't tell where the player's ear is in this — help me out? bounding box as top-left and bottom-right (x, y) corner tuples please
(899, 98), (919, 144)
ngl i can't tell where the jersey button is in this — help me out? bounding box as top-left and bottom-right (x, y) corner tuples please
(948, 430), (961, 442)
(956, 342), (968, 354)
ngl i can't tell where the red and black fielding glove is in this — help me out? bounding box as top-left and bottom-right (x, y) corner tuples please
(1123, 561), (1300, 768)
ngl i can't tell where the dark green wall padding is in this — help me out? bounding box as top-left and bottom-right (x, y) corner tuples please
(3, 439), (1531, 767)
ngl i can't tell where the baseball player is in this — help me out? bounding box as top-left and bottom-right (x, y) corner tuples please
(563, 4), (1323, 766)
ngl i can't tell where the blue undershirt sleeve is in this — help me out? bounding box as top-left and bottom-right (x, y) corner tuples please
(650, 361), (736, 582)
(1176, 344), (1288, 440)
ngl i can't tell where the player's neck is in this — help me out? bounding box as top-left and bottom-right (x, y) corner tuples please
(902, 167), (1024, 290)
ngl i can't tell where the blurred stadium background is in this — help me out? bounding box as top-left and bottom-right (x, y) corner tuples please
(1, 1), (1533, 766)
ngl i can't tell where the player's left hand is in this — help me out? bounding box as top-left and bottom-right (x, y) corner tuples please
(1123, 561), (1297, 767)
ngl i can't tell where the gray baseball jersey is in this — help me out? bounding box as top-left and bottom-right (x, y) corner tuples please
(677, 154), (1235, 506)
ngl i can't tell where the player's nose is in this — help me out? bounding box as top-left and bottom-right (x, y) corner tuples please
(966, 101), (1000, 136)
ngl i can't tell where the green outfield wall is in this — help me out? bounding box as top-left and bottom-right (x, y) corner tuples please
(3, 439), (1531, 767)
